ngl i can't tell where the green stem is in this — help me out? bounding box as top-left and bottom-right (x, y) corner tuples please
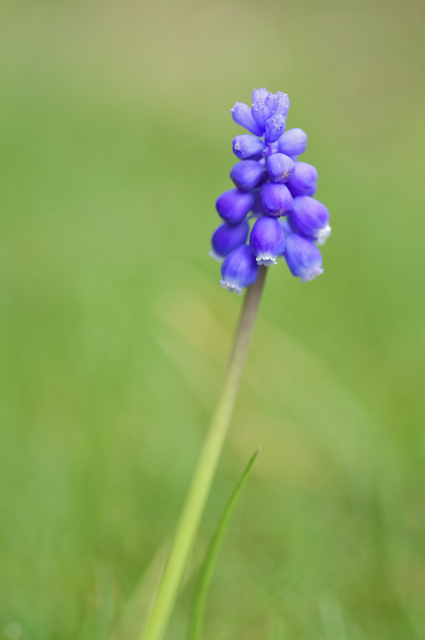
(140, 265), (268, 640)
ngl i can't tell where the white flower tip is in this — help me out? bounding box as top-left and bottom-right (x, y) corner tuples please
(220, 279), (243, 295)
(301, 267), (324, 283)
(315, 225), (332, 246)
(256, 257), (277, 266)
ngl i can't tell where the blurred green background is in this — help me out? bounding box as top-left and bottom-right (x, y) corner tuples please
(1, 0), (425, 638)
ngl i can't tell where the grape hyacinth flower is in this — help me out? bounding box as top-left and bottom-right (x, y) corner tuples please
(220, 244), (259, 293)
(288, 195), (330, 240)
(250, 216), (285, 266)
(284, 232), (324, 282)
(211, 87), (331, 291)
(141, 90), (332, 640)
(210, 221), (250, 261)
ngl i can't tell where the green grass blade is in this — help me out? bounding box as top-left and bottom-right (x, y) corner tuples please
(187, 448), (261, 640)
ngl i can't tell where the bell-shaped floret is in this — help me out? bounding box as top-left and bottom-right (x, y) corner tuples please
(284, 233), (324, 283)
(266, 153), (296, 183)
(271, 92), (290, 118)
(252, 87), (269, 103)
(231, 102), (263, 136)
(216, 188), (254, 226)
(286, 162), (318, 197)
(264, 92), (290, 119)
(278, 128), (308, 156)
(262, 183), (293, 217)
(232, 134), (265, 160)
(220, 245), (259, 294)
(288, 196), (329, 239)
(230, 160), (264, 191)
(265, 115), (286, 143)
(251, 101), (269, 132)
(249, 216), (285, 266)
(211, 221), (250, 260)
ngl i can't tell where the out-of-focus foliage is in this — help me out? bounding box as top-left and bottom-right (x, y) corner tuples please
(0, 0), (424, 638)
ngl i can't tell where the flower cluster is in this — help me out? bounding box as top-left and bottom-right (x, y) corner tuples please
(210, 88), (331, 294)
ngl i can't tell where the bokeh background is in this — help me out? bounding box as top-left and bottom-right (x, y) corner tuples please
(1, 0), (425, 638)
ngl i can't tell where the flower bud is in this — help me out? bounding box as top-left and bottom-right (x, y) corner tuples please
(266, 153), (296, 183)
(288, 196), (329, 238)
(262, 183), (293, 217)
(249, 216), (285, 266)
(265, 115), (286, 143)
(232, 134), (265, 160)
(252, 87), (268, 103)
(221, 245), (259, 294)
(216, 188), (255, 226)
(286, 162), (318, 197)
(251, 101), (269, 132)
(271, 92), (290, 118)
(264, 92), (277, 114)
(284, 233), (324, 283)
(278, 128), (307, 156)
(230, 160), (264, 191)
(211, 221), (250, 260)
(231, 102), (263, 137)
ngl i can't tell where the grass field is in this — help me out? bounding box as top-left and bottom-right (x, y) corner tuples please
(1, 0), (425, 638)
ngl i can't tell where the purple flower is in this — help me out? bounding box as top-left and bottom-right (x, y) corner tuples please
(232, 134), (265, 160)
(231, 102), (263, 137)
(286, 162), (318, 197)
(249, 216), (285, 266)
(221, 245), (259, 294)
(269, 91), (291, 118)
(251, 101), (270, 133)
(252, 87), (269, 103)
(284, 232), (324, 282)
(230, 160), (264, 191)
(266, 153), (296, 183)
(288, 196), (329, 239)
(278, 128), (307, 156)
(265, 92), (290, 118)
(211, 221), (250, 260)
(262, 183), (293, 217)
(211, 88), (330, 291)
(216, 188), (254, 226)
(265, 115), (286, 143)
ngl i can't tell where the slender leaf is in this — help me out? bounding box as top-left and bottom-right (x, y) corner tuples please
(187, 448), (261, 640)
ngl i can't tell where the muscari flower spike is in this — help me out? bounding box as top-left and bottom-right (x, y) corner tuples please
(211, 88), (331, 292)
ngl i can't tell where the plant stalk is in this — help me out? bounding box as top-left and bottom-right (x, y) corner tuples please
(140, 265), (267, 640)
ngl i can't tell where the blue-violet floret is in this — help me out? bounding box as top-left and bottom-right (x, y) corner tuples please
(266, 153), (296, 183)
(211, 221), (250, 261)
(250, 216), (285, 266)
(230, 160), (264, 192)
(278, 128), (308, 156)
(215, 188), (254, 226)
(284, 233), (324, 283)
(288, 196), (330, 239)
(220, 245), (259, 294)
(286, 162), (318, 197)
